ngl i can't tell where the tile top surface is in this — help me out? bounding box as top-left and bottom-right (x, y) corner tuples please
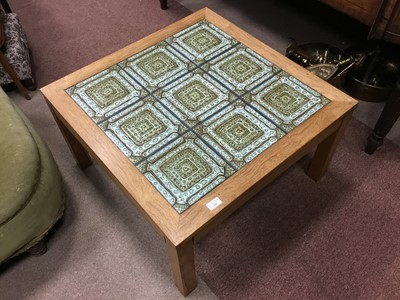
(66, 20), (330, 214)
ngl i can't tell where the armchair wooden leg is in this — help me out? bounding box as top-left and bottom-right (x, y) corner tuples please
(28, 239), (47, 256)
(0, 52), (30, 100)
(22, 78), (37, 91)
(160, 0), (168, 9)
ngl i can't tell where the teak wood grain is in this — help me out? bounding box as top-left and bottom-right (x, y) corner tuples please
(40, 8), (358, 296)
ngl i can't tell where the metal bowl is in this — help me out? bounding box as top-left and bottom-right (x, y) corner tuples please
(343, 44), (400, 102)
(343, 74), (393, 102)
(286, 43), (353, 79)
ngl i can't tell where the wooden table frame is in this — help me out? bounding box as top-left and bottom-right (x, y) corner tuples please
(41, 8), (357, 296)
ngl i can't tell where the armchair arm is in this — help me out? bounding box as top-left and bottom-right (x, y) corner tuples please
(0, 9), (5, 48)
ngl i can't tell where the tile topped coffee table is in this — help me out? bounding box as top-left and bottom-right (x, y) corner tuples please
(41, 8), (357, 296)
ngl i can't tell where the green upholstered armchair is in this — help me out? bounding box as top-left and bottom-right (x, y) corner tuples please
(0, 88), (64, 263)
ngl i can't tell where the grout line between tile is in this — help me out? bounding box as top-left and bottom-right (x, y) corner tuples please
(244, 69), (283, 96)
(133, 132), (184, 167)
(239, 95), (289, 134)
(167, 39), (240, 68)
(188, 126), (239, 172)
(238, 69), (290, 133)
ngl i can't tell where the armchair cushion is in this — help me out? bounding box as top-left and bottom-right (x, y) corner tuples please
(0, 89), (40, 224)
(0, 88), (64, 263)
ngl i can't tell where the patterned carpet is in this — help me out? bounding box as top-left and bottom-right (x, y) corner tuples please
(195, 117), (400, 299)
(2, 0), (400, 299)
(11, 0), (191, 87)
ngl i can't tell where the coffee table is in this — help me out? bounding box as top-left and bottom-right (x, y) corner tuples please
(40, 8), (357, 296)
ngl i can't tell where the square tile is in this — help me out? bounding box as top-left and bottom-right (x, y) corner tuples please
(153, 69), (237, 127)
(243, 72), (331, 132)
(137, 132), (235, 213)
(203, 44), (280, 95)
(166, 20), (237, 64)
(119, 41), (196, 92)
(99, 96), (187, 164)
(194, 101), (285, 169)
(65, 65), (148, 123)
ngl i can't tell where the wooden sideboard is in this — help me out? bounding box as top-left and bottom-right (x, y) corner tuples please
(318, 0), (400, 154)
(318, 0), (400, 44)
(160, 1), (400, 43)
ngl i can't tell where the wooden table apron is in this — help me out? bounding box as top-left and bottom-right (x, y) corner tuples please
(40, 8), (357, 296)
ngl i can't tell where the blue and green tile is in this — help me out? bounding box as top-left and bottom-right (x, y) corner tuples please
(154, 69), (237, 127)
(243, 72), (331, 132)
(119, 41), (196, 92)
(194, 101), (285, 169)
(166, 20), (237, 65)
(66, 65), (147, 123)
(137, 132), (235, 213)
(202, 44), (279, 95)
(99, 96), (186, 164)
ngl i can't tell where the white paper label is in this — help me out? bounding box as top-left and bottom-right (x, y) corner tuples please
(206, 197), (222, 211)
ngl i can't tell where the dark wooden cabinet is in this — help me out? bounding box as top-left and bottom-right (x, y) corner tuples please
(318, 1), (400, 154)
(319, 0), (386, 25)
(319, 0), (400, 44)
(159, 0), (400, 43)
(384, 1), (400, 43)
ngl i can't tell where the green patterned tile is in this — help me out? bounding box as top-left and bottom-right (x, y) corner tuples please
(99, 96), (187, 164)
(65, 65), (148, 123)
(243, 72), (331, 132)
(194, 101), (285, 169)
(203, 44), (279, 95)
(119, 41), (196, 92)
(166, 20), (237, 64)
(153, 69), (237, 126)
(137, 132), (235, 213)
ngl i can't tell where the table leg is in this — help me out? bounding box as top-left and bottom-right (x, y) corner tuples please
(160, 0), (168, 10)
(307, 113), (352, 181)
(365, 87), (400, 154)
(166, 238), (197, 296)
(48, 105), (93, 169)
